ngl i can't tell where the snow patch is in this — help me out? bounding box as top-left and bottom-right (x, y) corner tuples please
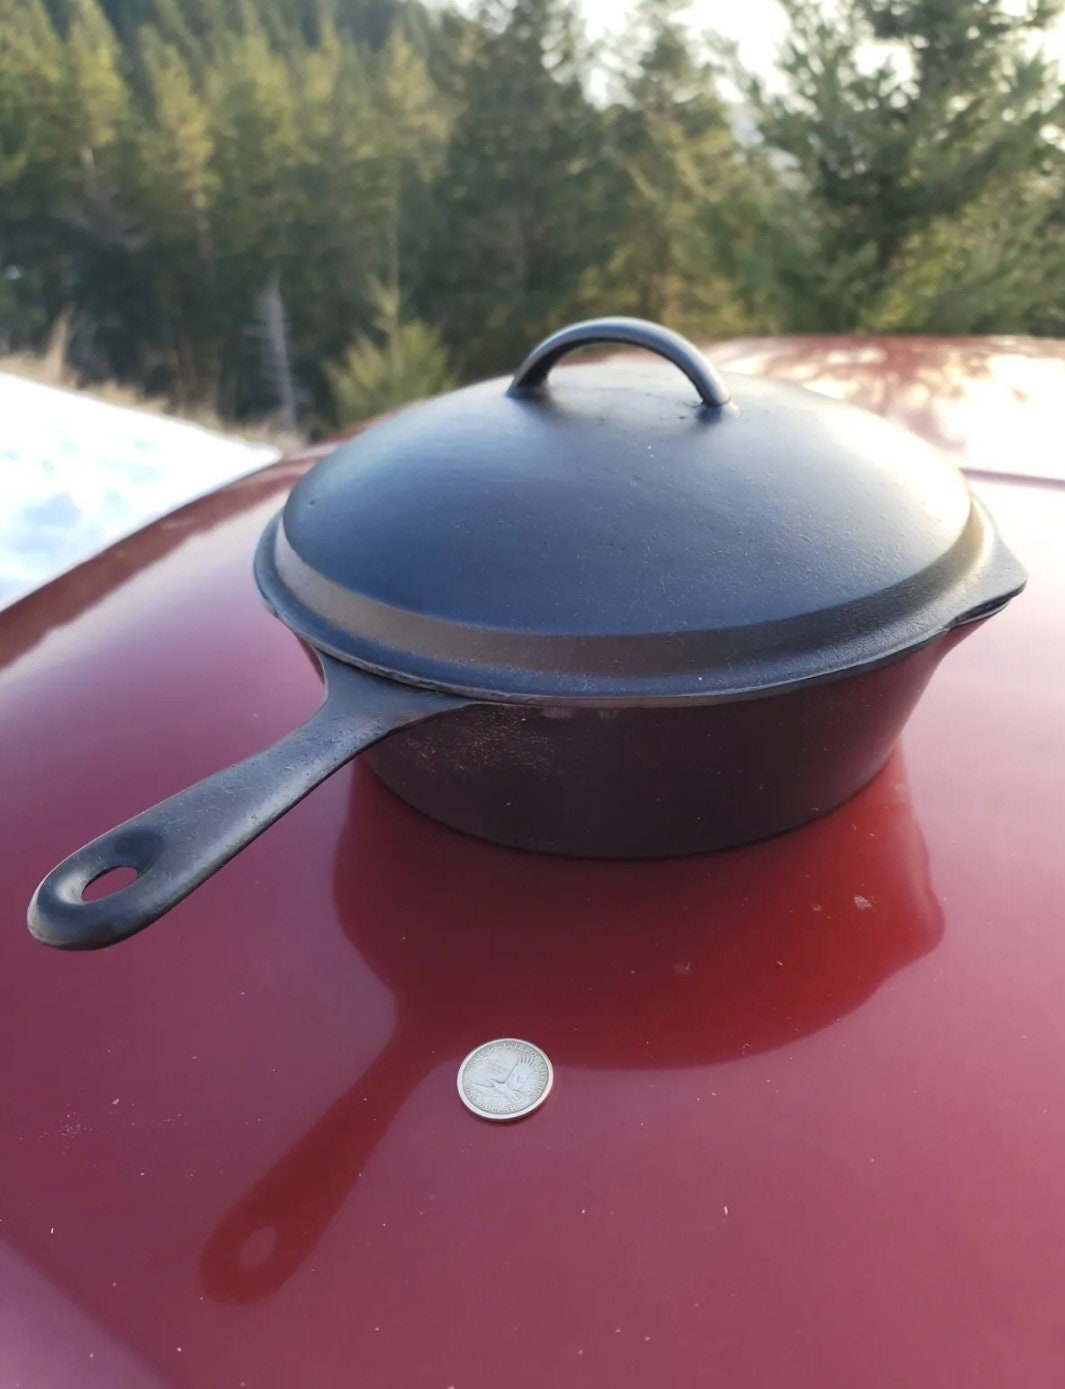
(0, 373), (277, 606)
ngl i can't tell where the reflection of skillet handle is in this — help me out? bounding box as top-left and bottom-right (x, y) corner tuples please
(202, 1028), (426, 1304)
(28, 657), (472, 950)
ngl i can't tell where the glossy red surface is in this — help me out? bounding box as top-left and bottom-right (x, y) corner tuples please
(709, 333), (1065, 483)
(2, 344), (1065, 1387)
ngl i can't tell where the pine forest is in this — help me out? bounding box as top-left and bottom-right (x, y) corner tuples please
(2, 0), (1064, 435)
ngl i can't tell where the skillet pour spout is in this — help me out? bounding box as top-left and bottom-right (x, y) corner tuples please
(27, 317), (1025, 950)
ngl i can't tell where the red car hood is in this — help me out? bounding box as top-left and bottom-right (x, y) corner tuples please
(1, 338), (1063, 1388)
(710, 333), (1065, 483)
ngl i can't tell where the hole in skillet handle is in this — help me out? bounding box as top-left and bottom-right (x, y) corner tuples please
(82, 865), (139, 901)
(59, 828), (160, 905)
(28, 824), (167, 951)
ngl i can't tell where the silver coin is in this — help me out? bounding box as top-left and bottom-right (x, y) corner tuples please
(457, 1038), (553, 1121)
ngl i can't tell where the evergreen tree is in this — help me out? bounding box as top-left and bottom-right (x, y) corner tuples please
(425, 0), (611, 375)
(744, 0), (1065, 329)
(5, 0), (1065, 431)
(584, 0), (776, 336)
(128, 32), (220, 401)
(327, 277), (454, 422)
(277, 20), (397, 421)
(0, 0), (71, 343)
(14, 0), (139, 376)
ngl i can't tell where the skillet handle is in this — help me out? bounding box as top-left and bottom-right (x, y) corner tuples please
(510, 316), (731, 409)
(28, 657), (470, 951)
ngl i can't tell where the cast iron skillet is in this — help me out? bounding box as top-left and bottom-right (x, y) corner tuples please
(27, 318), (1025, 951)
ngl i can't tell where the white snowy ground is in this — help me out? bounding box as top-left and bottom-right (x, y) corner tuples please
(0, 373), (279, 607)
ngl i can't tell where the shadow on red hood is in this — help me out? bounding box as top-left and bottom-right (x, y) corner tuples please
(203, 747), (941, 1302)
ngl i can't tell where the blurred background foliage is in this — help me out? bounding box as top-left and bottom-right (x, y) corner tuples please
(1, 0), (1063, 435)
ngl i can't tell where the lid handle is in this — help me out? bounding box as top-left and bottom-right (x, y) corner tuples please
(510, 317), (731, 408)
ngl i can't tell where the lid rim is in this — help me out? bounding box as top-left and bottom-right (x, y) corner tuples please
(254, 504), (1024, 706)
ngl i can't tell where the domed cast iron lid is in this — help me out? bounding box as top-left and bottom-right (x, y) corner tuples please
(255, 319), (1025, 702)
